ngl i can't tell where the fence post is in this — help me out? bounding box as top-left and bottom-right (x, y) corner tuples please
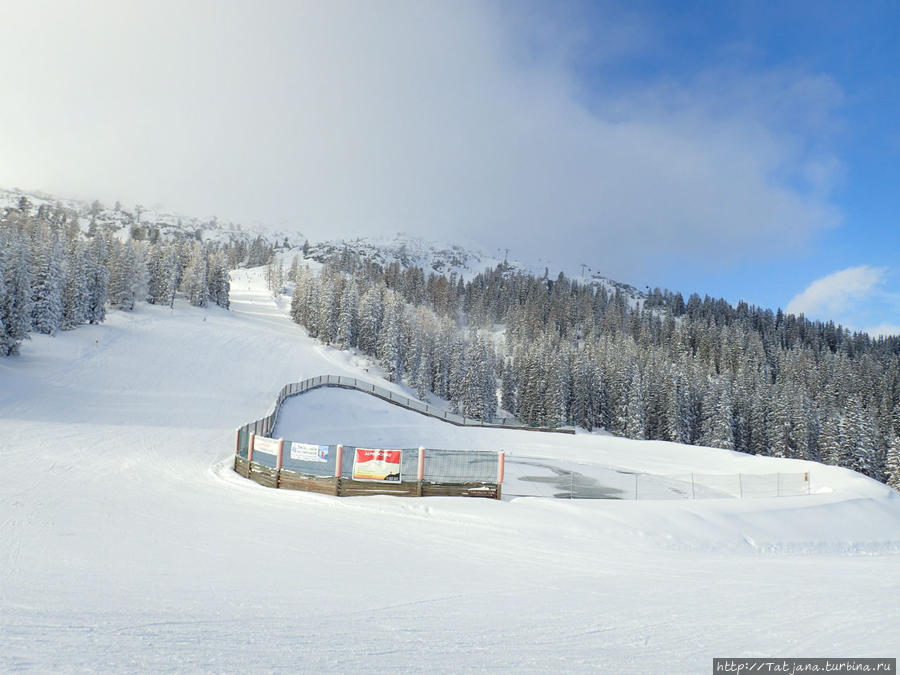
(275, 438), (284, 487)
(234, 429), (240, 456)
(248, 433), (256, 463)
(417, 447), (425, 497)
(334, 444), (344, 496)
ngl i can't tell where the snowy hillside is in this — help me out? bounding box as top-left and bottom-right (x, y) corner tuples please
(1, 186), (645, 302)
(0, 185), (306, 250)
(304, 231), (645, 300)
(1, 264), (898, 672)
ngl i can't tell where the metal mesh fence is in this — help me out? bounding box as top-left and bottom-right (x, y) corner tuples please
(502, 458), (811, 500)
(416, 449), (498, 483)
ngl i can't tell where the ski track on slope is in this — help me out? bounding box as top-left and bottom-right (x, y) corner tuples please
(1, 266), (898, 673)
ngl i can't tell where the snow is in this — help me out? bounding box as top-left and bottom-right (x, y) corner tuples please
(1, 265), (899, 672)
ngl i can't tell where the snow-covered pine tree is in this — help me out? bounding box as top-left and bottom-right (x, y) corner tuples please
(30, 225), (65, 335)
(336, 279), (359, 350)
(83, 234), (109, 324)
(377, 292), (404, 382)
(316, 272), (338, 344)
(818, 411), (843, 466)
(0, 253), (14, 355)
(357, 287), (383, 356)
(207, 250), (230, 309)
(460, 335), (486, 419)
(447, 335), (468, 412)
(181, 244), (209, 307)
(700, 382), (735, 450)
(0, 228), (33, 351)
(61, 240), (88, 330)
(414, 328), (432, 400)
(481, 339), (498, 420)
(624, 367), (647, 440)
(146, 242), (173, 305)
(885, 434), (900, 490)
(500, 357), (517, 417)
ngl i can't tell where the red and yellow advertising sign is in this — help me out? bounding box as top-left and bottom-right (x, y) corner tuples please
(352, 448), (402, 482)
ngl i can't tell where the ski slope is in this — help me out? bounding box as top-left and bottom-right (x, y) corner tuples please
(1, 266), (899, 673)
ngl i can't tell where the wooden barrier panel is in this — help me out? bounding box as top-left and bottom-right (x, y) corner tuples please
(278, 471), (339, 495)
(421, 482), (499, 499)
(237, 460), (499, 499)
(249, 463), (278, 488)
(234, 456), (251, 478)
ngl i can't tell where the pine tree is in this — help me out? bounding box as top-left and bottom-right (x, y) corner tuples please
(146, 243), (172, 305)
(84, 235), (109, 323)
(0, 229), (33, 351)
(885, 434), (900, 490)
(30, 227), (65, 335)
(357, 287), (383, 356)
(0, 256), (14, 355)
(500, 358), (517, 416)
(377, 293), (404, 382)
(61, 241), (88, 330)
(207, 250), (230, 309)
(336, 279), (359, 349)
(414, 332), (430, 400)
(181, 244), (209, 307)
(624, 368), (646, 440)
(819, 411), (843, 466)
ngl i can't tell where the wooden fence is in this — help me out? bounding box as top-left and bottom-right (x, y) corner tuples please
(233, 455), (501, 499)
(233, 375), (520, 499)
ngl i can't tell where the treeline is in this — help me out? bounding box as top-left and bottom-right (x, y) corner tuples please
(288, 252), (900, 488)
(0, 197), (231, 356)
(290, 264), (499, 420)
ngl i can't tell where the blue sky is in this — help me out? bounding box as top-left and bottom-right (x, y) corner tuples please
(0, 1), (897, 334)
(574, 0), (900, 334)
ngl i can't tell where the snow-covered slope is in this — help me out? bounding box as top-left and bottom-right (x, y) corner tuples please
(1, 266), (898, 673)
(0, 185), (306, 250)
(2, 186), (644, 302)
(304, 231), (645, 300)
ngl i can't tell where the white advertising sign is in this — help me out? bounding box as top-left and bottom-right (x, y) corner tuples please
(253, 436), (281, 456)
(290, 442), (329, 463)
(352, 448), (402, 482)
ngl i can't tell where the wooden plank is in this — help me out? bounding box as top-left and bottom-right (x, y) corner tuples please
(249, 463), (278, 488)
(233, 456), (251, 478)
(337, 479), (418, 497)
(278, 472), (337, 495)
(421, 483), (498, 498)
(235, 458), (498, 498)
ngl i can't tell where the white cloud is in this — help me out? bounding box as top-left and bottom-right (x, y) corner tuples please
(864, 324), (900, 338)
(0, 1), (842, 280)
(786, 266), (888, 318)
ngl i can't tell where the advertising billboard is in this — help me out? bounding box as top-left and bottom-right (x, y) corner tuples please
(352, 448), (402, 482)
